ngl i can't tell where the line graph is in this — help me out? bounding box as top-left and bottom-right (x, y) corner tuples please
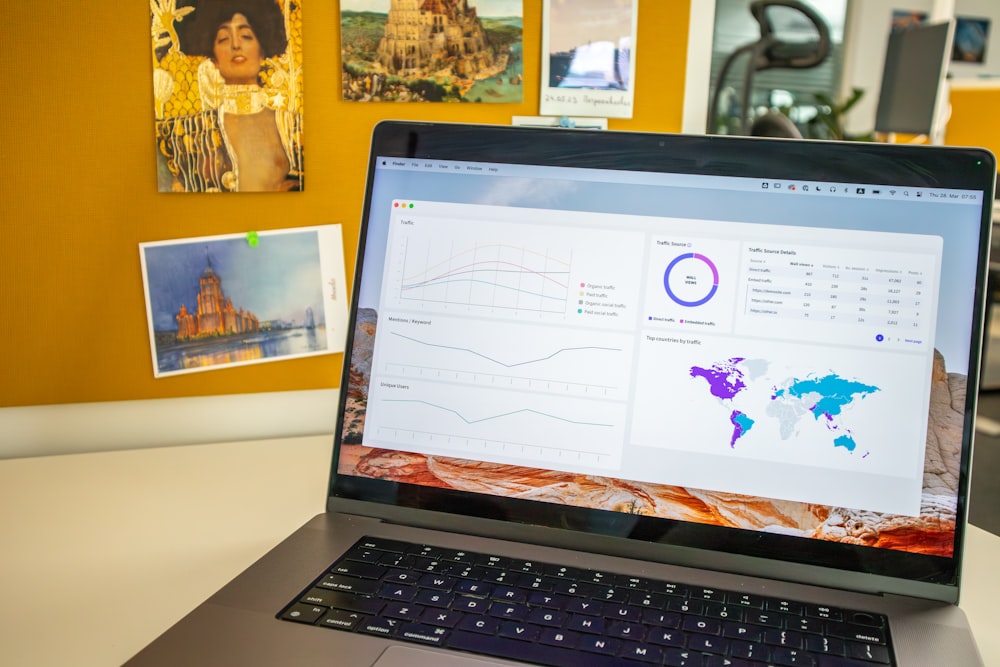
(400, 240), (572, 313)
(372, 385), (627, 470)
(389, 331), (621, 368)
(379, 322), (631, 399)
(383, 399), (615, 428)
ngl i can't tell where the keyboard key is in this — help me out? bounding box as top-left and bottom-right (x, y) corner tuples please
(357, 537), (409, 553)
(746, 610), (783, 627)
(565, 598), (604, 616)
(688, 632), (728, 654)
(554, 579), (600, 598)
(281, 603), (325, 624)
(518, 574), (553, 591)
(667, 598), (705, 615)
(765, 628), (806, 649)
(498, 621), (541, 642)
(620, 576), (651, 591)
(358, 616), (402, 637)
(341, 545), (384, 563)
(790, 616), (826, 634)
(456, 614), (499, 635)
(662, 647), (706, 666)
(489, 602), (529, 621)
(312, 590), (383, 615)
(417, 574), (456, 590)
(771, 647), (818, 666)
(435, 548), (474, 564)
(414, 589), (454, 608)
(805, 634), (846, 655)
(383, 601), (425, 621)
(299, 587), (353, 608)
(806, 605), (844, 622)
(543, 563), (586, 579)
(474, 554), (509, 568)
(693, 588), (726, 603)
(409, 545), (445, 559)
(448, 630), (648, 667)
(528, 592), (565, 609)
(845, 641), (891, 664)
(383, 569), (421, 585)
(642, 609), (681, 627)
(454, 579), (491, 596)
(597, 587), (630, 603)
(398, 622), (449, 646)
(816, 657), (883, 667)
(453, 566), (491, 581)
(539, 627), (581, 649)
(491, 586), (527, 603)
(847, 611), (885, 627)
(827, 622), (888, 645)
(526, 608), (568, 627)
(607, 620), (645, 640)
(379, 583), (417, 601)
(622, 642), (664, 664)
(652, 581), (690, 598)
(507, 559), (543, 574)
(705, 603), (745, 622)
(706, 658), (758, 667)
(317, 574), (377, 595)
(723, 621), (763, 642)
(647, 628), (685, 648)
(317, 608), (363, 630)
(727, 592), (765, 609)
(682, 616), (721, 635)
(454, 595), (491, 614)
(578, 634), (622, 655)
(567, 614), (606, 634)
(731, 639), (770, 661)
(767, 599), (805, 616)
(421, 608), (461, 628)
(331, 560), (387, 579)
(629, 591), (670, 609)
(604, 604), (642, 622)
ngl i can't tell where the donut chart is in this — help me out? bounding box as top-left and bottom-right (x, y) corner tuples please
(663, 253), (719, 307)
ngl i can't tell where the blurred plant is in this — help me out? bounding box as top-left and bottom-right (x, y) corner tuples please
(802, 88), (874, 141)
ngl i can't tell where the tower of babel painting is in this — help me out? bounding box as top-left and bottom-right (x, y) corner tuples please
(378, 0), (495, 78)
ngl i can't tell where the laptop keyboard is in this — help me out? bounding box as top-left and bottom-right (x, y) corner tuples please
(278, 535), (894, 667)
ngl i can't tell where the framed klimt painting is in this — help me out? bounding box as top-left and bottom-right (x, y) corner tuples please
(151, 0), (304, 192)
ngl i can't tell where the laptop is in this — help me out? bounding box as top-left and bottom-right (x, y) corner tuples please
(126, 121), (995, 666)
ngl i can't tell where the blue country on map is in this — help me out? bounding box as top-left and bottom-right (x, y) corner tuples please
(689, 357), (880, 453)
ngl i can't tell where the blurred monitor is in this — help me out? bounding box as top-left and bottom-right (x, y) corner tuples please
(874, 20), (954, 136)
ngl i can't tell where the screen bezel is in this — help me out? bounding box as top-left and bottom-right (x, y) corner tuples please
(331, 121), (995, 598)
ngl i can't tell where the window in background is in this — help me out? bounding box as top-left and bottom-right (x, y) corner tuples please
(707, 0), (848, 136)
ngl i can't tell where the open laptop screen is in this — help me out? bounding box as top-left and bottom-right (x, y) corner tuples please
(334, 122), (994, 593)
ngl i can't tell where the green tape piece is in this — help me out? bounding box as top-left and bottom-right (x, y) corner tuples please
(247, 231), (259, 247)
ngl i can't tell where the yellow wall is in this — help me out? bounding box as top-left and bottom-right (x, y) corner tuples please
(0, 1), (692, 407)
(946, 85), (1000, 163)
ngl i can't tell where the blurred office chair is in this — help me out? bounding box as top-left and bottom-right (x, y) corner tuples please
(707, 0), (830, 136)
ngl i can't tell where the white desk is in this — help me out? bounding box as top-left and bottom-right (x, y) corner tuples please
(0, 435), (997, 666)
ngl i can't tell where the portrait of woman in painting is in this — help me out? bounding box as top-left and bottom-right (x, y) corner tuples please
(152, 0), (304, 193)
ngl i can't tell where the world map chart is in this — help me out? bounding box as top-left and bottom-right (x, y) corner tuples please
(690, 357), (881, 455)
